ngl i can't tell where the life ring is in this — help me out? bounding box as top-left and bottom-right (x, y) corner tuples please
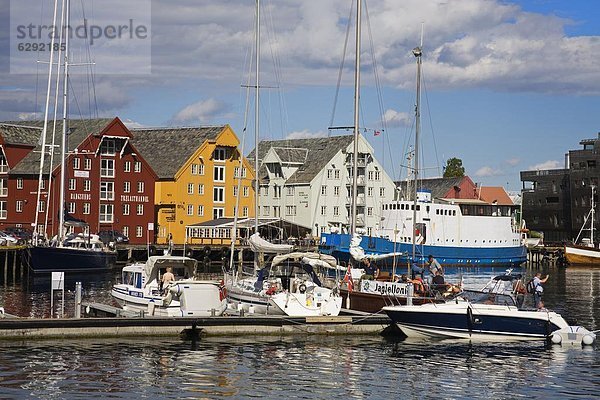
(298, 283), (307, 294)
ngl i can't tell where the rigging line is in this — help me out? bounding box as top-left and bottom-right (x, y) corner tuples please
(421, 71), (441, 176)
(328, 0), (355, 133)
(80, 0), (99, 119)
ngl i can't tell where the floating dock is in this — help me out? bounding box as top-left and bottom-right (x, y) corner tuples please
(0, 308), (393, 340)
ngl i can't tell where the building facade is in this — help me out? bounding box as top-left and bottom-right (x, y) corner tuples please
(131, 125), (255, 245)
(5, 118), (158, 245)
(249, 134), (396, 237)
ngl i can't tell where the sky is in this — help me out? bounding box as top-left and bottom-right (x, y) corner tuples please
(1, 0), (599, 192)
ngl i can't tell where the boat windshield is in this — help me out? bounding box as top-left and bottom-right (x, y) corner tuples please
(460, 289), (517, 307)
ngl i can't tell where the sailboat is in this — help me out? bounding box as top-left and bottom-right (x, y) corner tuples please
(564, 185), (600, 266)
(25, 0), (117, 273)
(224, 0), (342, 316)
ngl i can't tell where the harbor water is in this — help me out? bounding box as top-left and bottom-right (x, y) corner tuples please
(1, 265), (599, 399)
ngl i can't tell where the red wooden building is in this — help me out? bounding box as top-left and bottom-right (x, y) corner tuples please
(1, 117), (158, 245)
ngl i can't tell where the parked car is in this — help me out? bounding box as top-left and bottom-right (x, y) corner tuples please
(98, 230), (129, 245)
(4, 227), (32, 243)
(0, 231), (20, 246)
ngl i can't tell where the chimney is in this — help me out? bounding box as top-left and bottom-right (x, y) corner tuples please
(565, 152), (570, 170)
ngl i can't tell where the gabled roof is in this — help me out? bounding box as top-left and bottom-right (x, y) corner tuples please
(6, 118), (113, 175)
(130, 126), (224, 180)
(248, 135), (354, 184)
(477, 186), (514, 205)
(395, 176), (467, 199)
(0, 124), (41, 147)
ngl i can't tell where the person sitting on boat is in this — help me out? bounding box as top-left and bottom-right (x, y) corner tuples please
(360, 258), (376, 280)
(533, 272), (549, 309)
(160, 267), (176, 294)
(409, 275), (426, 295)
(431, 270), (451, 293)
(426, 255), (444, 276)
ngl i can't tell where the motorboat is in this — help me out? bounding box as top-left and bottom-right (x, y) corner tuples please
(383, 272), (571, 341)
(111, 255), (227, 317)
(226, 250), (343, 317)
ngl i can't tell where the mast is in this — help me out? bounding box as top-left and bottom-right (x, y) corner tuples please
(410, 31), (423, 266)
(254, 0), (260, 235)
(58, 0), (71, 244)
(591, 185), (595, 246)
(350, 0), (361, 236)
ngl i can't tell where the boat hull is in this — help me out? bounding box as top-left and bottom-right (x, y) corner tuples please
(383, 302), (568, 341)
(320, 233), (527, 268)
(26, 246), (117, 273)
(564, 244), (600, 266)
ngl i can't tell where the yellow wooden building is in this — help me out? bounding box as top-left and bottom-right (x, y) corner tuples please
(131, 125), (255, 244)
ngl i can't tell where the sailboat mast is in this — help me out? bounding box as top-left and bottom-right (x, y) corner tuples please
(591, 185), (595, 246)
(411, 38), (423, 264)
(351, 0), (361, 236)
(254, 0), (260, 234)
(58, 0), (70, 243)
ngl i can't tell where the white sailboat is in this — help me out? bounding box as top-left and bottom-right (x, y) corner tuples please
(564, 185), (600, 266)
(26, 0), (116, 273)
(225, 0), (342, 316)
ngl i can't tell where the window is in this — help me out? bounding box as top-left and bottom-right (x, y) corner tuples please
(40, 180), (45, 190)
(68, 178), (75, 191)
(334, 169), (340, 179)
(100, 181), (114, 200)
(368, 171), (374, 180)
(123, 204), (130, 216)
(191, 164), (198, 175)
(0, 179), (6, 197)
(84, 180), (91, 192)
(379, 187), (385, 197)
(17, 178), (23, 190)
(38, 200), (46, 213)
(327, 169), (333, 179)
(375, 171), (381, 181)
(101, 159), (114, 177)
(122, 226), (129, 239)
(243, 186), (249, 197)
(333, 206), (339, 216)
(214, 166), (225, 182)
(242, 206), (248, 217)
(273, 206), (280, 218)
(213, 207), (224, 219)
(233, 186), (239, 197)
(262, 206), (270, 216)
(100, 139), (116, 155)
(321, 185), (327, 196)
(334, 186), (340, 196)
(198, 184), (204, 195)
(286, 205), (296, 216)
(68, 202), (76, 213)
(124, 161), (131, 172)
(199, 164), (205, 175)
(213, 147), (227, 161)
(73, 157), (80, 170)
(16, 200), (23, 213)
(0, 201), (6, 219)
(214, 187), (225, 203)
(100, 204), (114, 223)
(262, 186), (269, 196)
(197, 205), (204, 216)
(287, 186), (295, 196)
(187, 183), (194, 194)
(83, 203), (91, 215)
(367, 207), (373, 216)
(0, 155), (7, 174)
(134, 161), (142, 173)
(84, 158), (92, 170)
(123, 181), (130, 193)
(137, 204), (144, 216)
(367, 187), (373, 197)
(274, 185), (281, 198)
(136, 226), (143, 238)
(137, 182), (144, 193)
(321, 205), (327, 216)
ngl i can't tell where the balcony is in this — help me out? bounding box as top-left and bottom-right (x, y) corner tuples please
(346, 195), (365, 206)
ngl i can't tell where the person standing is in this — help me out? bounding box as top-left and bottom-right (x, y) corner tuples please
(532, 272), (549, 309)
(427, 255), (444, 276)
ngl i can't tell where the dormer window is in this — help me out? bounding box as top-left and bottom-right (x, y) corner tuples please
(100, 139), (116, 155)
(213, 147), (227, 161)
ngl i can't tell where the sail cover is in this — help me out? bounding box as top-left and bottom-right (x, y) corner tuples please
(349, 233), (405, 262)
(248, 232), (293, 253)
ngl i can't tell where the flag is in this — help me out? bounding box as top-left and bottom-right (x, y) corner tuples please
(343, 264), (354, 292)
(374, 130), (381, 136)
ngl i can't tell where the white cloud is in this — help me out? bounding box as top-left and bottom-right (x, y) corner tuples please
(506, 158), (520, 166)
(475, 166), (503, 177)
(285, 129), (327, 139)
(171, 98), (232, 125)
(528, 160), (562, 170)
(17, 112), (42, 120)
(122, 119), (146, 129)
(382, 109), (411, 128)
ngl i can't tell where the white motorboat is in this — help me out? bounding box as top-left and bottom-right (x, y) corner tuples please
(383, 272), (572, 341)
(226, 250), (343, 316)
(111, 255), (227, 317)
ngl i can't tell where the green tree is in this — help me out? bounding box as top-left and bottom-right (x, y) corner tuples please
(443, 157), (465, 178)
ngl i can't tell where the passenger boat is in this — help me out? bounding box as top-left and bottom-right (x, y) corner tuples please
(382, 272), (570, 341)
(111, 255), (227, 317)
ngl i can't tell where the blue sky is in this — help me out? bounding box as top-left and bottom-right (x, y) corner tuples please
(1, 0), (599, 192)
